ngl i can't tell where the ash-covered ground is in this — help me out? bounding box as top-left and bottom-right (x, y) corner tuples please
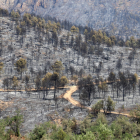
(0, 16), (139, 135)
(0, 88), (89, 135)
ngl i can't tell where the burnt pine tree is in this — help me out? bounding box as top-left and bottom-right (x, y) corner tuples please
(25, 75), (30, 89)
(119, 72), (128, 101)
(3, 78), (9, 91)
(69, 66), (75, 77)
(108, 72), (116, 98)
(114, 80), (121, 98)
(35, 75), (41, 98)
(12, 76), (19, 96)
(116, 58), (122, 70)
(78, 75), (95, 105)
(42, 72), (52, 99)
(51, 72), (59, 99)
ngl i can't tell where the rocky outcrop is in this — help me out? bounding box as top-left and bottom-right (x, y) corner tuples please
(1, 0), (140, 37)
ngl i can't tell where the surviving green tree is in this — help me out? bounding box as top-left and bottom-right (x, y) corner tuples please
(15, 58), (26, 79)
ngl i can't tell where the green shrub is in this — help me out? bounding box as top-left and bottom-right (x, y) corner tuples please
(51, 128), (66, 140)
(130, 105), (140, 123)
(61, 118), (77, 133)
(106, 96), (115, 113)
(80, 117), (92, 133)
(91, 100), (103, 115)
(122, 133), (136, 140)
(111, 116), (138, 139)
(97, 122), (114, 140)
(95, 113), (107, 125)
(110, 122), (122, 139)
(0, 119), (7, 140)
(30, 125), (46, 140)
(75, 131), (95, 140)
(7, 109), (23, 137)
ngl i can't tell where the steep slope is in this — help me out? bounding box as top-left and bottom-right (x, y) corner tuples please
(1, 0), (140, 37)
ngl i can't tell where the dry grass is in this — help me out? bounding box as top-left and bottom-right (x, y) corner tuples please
(10, 135), (26, 140)
(0, 100), (13, 111)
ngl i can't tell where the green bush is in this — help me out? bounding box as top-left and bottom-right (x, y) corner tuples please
(0, 119), (7, 140)
(75, 131), (95, 140)
(80, 117), (92, 133)
(30, 125), (46, 140)
(110, 123), (122, 139)
(95, 113), (108, 125)
(97, 122), (114, 140)
(106, 96), (115, 113)
(91, 100), (103, 115)
(61, 118), (77, 133)
(7, 109), (23, 137)
(122, 133), (136, 140)
(111, 116), (139, 139)
(51, 128), (66, 140)
(130, 105), (140, 123)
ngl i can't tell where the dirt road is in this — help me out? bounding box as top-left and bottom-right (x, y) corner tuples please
(62, 86), (131, 117)
(63, 86), (79, 106)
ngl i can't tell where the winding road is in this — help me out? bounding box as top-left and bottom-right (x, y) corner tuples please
(62, 86), (131, 117)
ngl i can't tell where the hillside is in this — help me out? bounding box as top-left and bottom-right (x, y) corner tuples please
(0, 11), (140, 138)
(1, 0), (140, 38)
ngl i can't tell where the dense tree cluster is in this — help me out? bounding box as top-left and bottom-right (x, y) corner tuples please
(1, 107), (140, 140)
(77, 71), (139, 103)
(0, 8), (9, 17)
(0, 8), (139, 60)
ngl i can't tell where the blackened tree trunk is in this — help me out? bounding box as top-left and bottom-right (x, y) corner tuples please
(54, 80), (56, 99)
